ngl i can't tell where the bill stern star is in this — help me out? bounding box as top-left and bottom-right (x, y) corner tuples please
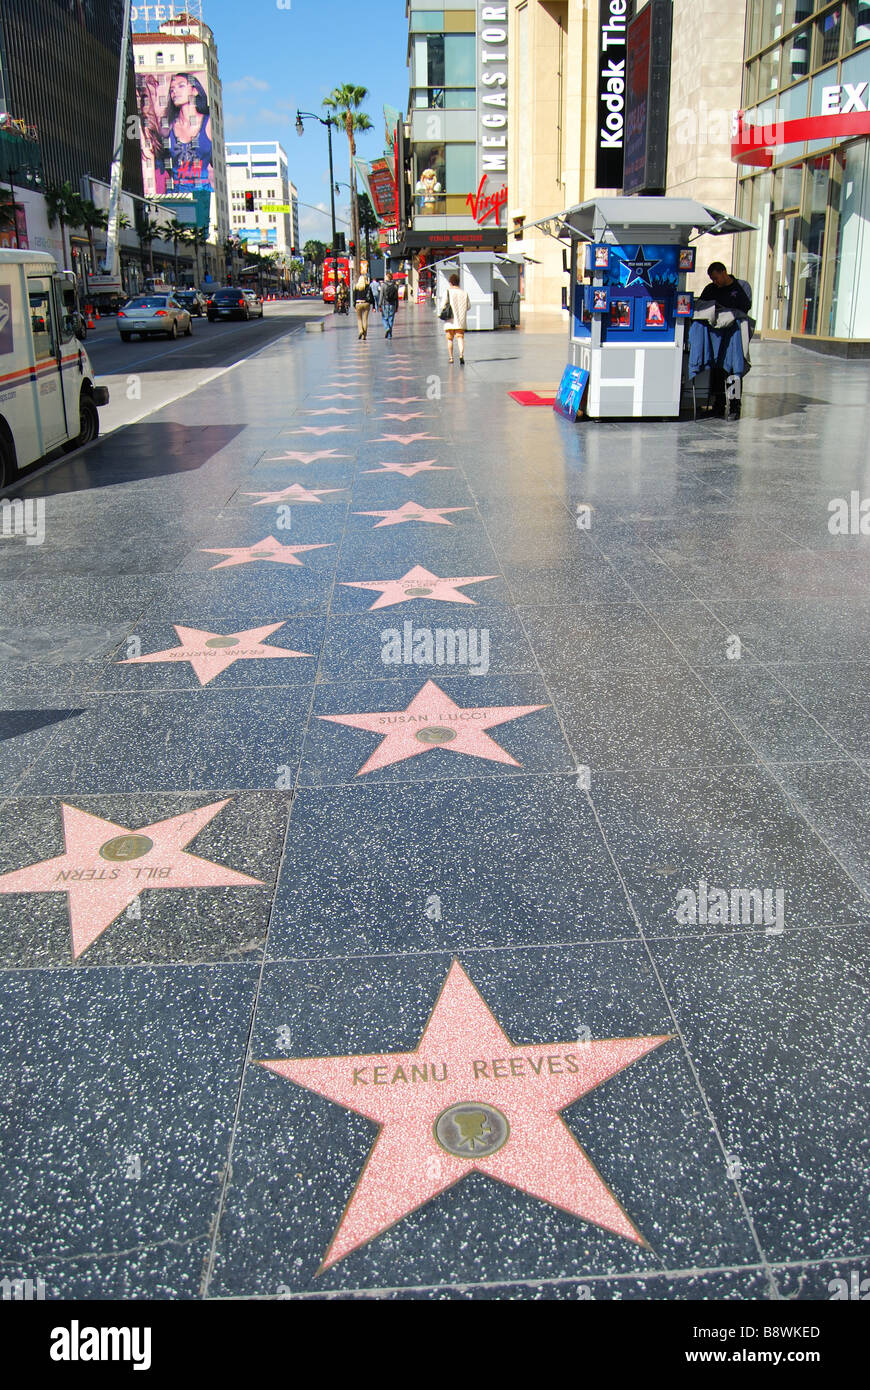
(353, 501), (468, 529)
(340, 565), (495, 610)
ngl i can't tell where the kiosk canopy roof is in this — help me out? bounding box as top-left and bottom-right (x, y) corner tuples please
(554, 198), (755, 239)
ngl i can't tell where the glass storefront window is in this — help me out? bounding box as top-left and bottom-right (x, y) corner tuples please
(445, 143), (476, 192)
(858, 0), (870, 44)
(814, 6), (843, 67)
(783, 26), (812, 83)
(830, 139), (870, 336)
(413, 142), (446, 210)
(759, 46), (781, 95)
(743, 61), (759, 106)
(798, 155), (830, 334)
(410, 11), (444, 30)
(444, 34), (475, 86)
(413, 88), (476, 109)
(775, 161), (805, 206)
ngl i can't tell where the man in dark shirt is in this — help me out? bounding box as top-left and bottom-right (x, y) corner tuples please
(697, 263), (752, 418)
(697, 262), (752, 315)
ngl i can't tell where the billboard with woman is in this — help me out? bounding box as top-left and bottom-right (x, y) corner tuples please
(136, 70), (215, 196)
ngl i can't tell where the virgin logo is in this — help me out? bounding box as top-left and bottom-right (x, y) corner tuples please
(466, 178), (508, 226)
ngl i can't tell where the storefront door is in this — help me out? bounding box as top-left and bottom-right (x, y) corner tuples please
(766, 213), (800, 337)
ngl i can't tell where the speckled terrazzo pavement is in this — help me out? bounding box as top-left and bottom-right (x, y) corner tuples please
(1, 306), (869, 1301)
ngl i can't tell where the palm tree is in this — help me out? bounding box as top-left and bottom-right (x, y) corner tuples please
(79, 200), (108, 280)
(137, 213), (161, 277)
(323, 84), (373, 279)
(188, 225), (208, 286)
(167, 218), (191, 286)
(44, 180), (85, 268)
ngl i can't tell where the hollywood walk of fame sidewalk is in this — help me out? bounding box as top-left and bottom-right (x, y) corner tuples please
(0, 305), (869, 1301)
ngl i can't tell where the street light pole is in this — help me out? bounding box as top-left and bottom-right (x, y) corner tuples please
(296, 111), (338, 309)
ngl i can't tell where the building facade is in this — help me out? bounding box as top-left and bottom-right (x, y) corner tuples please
(0, 0), (143, 195)
(132, 11), (230, 247)
(403, 0), (511, 267)
(226, 142), (299, 262)
(733, 0), (870, 350)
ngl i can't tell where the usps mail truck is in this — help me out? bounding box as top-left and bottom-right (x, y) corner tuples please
(0, 249), (109, 488)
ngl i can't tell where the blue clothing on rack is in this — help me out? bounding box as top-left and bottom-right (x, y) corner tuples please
(688, 319), (748, 380)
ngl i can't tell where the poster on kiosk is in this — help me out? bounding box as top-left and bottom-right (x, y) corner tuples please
(547, 198), (755, 420)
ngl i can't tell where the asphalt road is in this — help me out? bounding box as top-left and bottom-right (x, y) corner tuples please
(82, 299), (332, 438)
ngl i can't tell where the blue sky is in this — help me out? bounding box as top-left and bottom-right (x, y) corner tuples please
(205, 0), (409, 244)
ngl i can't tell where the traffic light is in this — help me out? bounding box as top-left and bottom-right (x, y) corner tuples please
(245, 191), (254, 212)
(334, 232), (346, 253)
(291, 246), (297, 258)
(348, 241), (356, 257)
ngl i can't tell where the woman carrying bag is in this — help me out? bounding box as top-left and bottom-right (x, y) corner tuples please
(440, 272), (469, 365)
(353, 274), (375, 340)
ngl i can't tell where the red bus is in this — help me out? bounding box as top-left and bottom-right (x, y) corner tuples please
(322, 255), (350, 304)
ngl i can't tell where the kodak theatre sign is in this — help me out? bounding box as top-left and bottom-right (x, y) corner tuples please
(596, 0), (627, 187)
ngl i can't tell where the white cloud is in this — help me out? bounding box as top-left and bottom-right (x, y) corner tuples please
(226, 76), (271, 94)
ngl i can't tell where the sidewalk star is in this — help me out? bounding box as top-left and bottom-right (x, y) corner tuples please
(244, 484), (345, 505)
(354, 501), (469, 528)
(318, 678), (547, 774)
(263, 450), (350, 464)
(363, 460), (452, 478)
(373, 433), (442, 446)
(200, 536), (333, 569)
(285, 426), (350, 436)
(340, 564), (496, 610)
(0, 799), (263, 959)
(378, 413), (427, 422)
(258, 960), (670, 1270)
(119, 622), (312, 685)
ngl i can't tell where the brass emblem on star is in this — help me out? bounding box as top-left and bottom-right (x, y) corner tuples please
(414, 726), (457, 744)
(434, 1102), (510, 1158)
(99, 835), (154, 862)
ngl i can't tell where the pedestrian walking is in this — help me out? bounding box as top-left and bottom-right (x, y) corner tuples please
(441, 272), (469, 365)
(371, 279), (382, 314)
(353, 273), (374, 340)
(382, 271), (399, 339)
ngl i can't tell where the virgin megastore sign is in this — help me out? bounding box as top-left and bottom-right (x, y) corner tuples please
(478, 3), (508, 178)
(596, 0), (627, 187)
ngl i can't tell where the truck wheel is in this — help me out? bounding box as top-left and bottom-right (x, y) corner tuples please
(0, 433), (13, 489)
(62, 394), (100, 453)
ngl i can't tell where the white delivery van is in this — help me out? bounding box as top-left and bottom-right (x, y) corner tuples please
(0, 249), (109, 488)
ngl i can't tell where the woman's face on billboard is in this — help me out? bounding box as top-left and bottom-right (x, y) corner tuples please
(170, 74), (198, 106)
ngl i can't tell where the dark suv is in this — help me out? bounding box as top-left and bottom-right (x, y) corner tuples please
(176, 289), (207, 317)
(207, 288), (252, 321)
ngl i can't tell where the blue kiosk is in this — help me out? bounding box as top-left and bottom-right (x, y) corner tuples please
(546, 197), (755, 420)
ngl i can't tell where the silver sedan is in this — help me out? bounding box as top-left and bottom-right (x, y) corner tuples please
(118, 295), (193, 341)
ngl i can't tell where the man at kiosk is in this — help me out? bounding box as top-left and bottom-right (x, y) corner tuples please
(695, 262), (754, 421)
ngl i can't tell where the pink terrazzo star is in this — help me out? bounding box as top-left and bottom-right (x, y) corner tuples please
(373, 433), (442, 446)
(318, 678), (546, 774)
(0, 799), (262, 959)
(340, 564), (496, 610)
(119, 622), (311, 685)
(304, 408), (358, 416)
(363, 460), (452, 478)
(317, 394), (361, 400)
(200, 536), (333, 569)
(263, 450), (350, 464)
(378, 413), (427, 422)
(244, 483), (345, 504)
(354, 500), (469, 529)
(379, 397), (424, 404)
(384, 374), (415, 381)
(285, 426), (350, 436)
(259, 960), (670, 1270)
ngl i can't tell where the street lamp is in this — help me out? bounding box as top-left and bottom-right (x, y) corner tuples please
(296, 110), (339, 308)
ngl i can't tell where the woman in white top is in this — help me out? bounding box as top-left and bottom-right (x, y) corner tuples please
(442, 272), (470, 365)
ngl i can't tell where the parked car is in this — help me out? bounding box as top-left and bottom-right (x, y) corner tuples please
(206, 288), (254, 321)
(117, 294), (192, 340)
(175, 289), (207, 317)
(242, 290), (264, 318)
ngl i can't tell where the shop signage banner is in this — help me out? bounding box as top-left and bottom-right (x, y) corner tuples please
(369, 158), (397, 226)
(623, 0), (673, 195)
(595, 0), (628, 187)
(136, 69), (216, 197)
(478, 2), (508, 177)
